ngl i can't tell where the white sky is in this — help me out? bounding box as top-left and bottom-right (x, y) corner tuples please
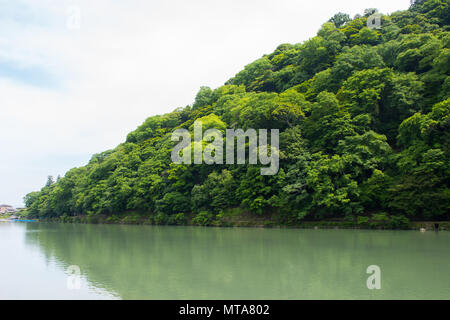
(0, 0), (410, 207)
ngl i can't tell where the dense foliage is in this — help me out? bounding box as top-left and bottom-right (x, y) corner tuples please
(25, 1), (450, 225)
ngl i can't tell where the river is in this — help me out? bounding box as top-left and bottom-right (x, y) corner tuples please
(0, 222), (449, 299)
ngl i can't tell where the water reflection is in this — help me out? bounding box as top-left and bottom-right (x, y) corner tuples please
(23, 223), (450, 299)
(0, 222), (117, 299)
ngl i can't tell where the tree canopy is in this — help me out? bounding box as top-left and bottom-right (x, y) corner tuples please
(25, 1), (450, 225)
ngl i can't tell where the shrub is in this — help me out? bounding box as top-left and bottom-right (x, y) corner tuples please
(388, 215), (410, 229)
(174, 213), (187, 225)
(167, 213), (187, 225)
(73, 216), (83, 223)
(357, 216), (370, 226)
(106, 214), (120, 224)
(60, 214), (73, 223)
(192, 211), (214, 226)
(121, 214), (140, 224)
(264, 220), (275, 228)
(154, 212), (168, 225)
(371, 212), (389, 221)
(370, 212), (390, 228)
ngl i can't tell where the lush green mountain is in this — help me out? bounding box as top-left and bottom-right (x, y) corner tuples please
(25, 0), (450, 226)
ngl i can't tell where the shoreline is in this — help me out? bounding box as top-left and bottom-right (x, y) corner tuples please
(27, 214), (450, 231)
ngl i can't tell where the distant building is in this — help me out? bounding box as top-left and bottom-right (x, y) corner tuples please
(0, 205), (16, 214)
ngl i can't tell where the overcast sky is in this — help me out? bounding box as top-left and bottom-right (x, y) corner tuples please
(1, 0), (410, 207)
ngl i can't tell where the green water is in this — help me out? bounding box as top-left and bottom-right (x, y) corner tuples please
(0, 222), (449, 299)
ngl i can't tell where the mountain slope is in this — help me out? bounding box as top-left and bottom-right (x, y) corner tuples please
(25, 0), (450, 226)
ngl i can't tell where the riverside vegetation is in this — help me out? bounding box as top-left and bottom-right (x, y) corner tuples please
(23, 1), (450, 229)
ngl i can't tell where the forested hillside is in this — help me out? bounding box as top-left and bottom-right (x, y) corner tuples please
(24, 1), (450, 226)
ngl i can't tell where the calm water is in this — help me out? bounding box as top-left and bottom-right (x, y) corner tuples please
(0, 222), (449, 299)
